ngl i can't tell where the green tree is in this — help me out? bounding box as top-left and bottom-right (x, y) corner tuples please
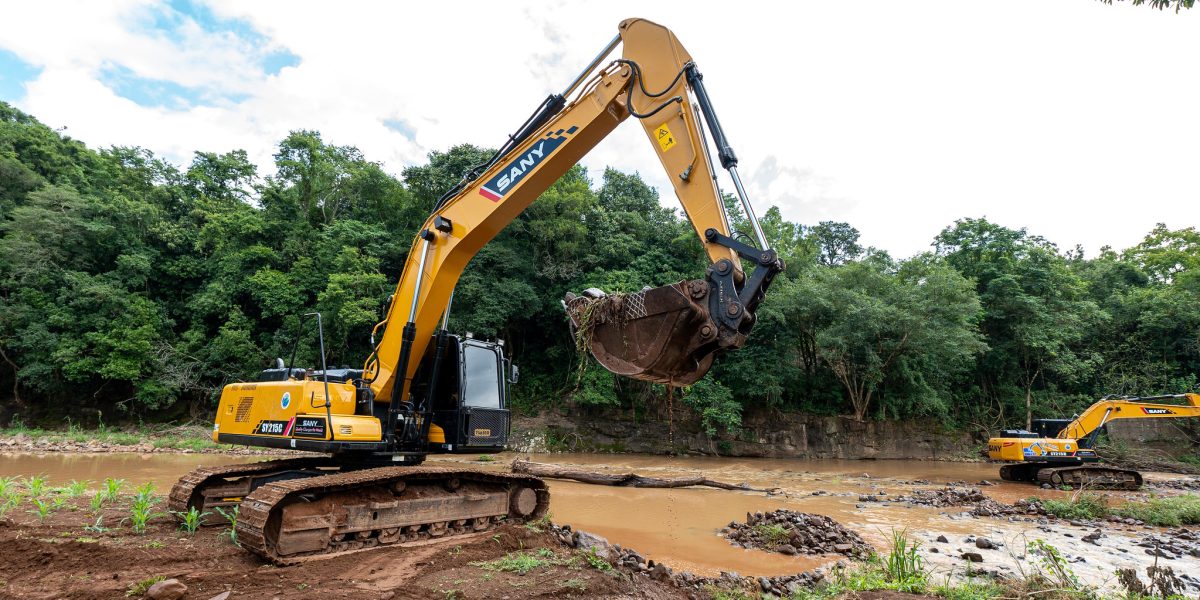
(799, 256), (984, 421)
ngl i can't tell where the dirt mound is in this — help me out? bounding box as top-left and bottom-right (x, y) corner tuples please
(721, 510), (872, 559)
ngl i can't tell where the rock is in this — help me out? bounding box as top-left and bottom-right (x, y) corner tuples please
(573, 531), (612, 560)
(146, 579), (187, 600)
(206, 593), (232, 600)
(650, 562), (671, 581)
(778, 544), (797, 555)
(930, 547), (939, 553)
(961, 552), (984, 562)
(833, 544), (853, 553)
(936, 535), (949, 543)
(1042, 483), (1052, 489)
(975, 537), (996, 550)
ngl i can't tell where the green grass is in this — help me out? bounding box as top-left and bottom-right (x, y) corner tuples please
(1034, 493), (1200, 526)
(1037, 493), (1108, 520)
(0, 423), (217, 452)
(750, 523), (791, 547)
(471, 549), (577, 575)
(125, 576), (165, 597)
(473, 552), (548, 575)
(1111, 494), (1200, 527)
(582, 547), (612, 572)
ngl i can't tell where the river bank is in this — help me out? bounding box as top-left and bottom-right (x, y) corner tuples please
(1, 450), (1199, 598)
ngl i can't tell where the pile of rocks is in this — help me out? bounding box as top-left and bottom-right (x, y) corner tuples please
(549, 522), (831, 597)
(721, 510), (872, 559)
(886, 486), (986, 507)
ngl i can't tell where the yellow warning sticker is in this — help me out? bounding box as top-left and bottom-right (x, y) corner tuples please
(654, 122), (677, 152)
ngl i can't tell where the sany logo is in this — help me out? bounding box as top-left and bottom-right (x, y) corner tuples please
(1141, 407), (1175, 415)
(479, 126), (576, 201)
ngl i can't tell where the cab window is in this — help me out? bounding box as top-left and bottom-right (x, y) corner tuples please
(462, 344), (501, 409)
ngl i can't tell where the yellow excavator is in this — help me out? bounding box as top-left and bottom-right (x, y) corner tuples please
(169, 18), (783, 564)
(988, 393), (1200, 489)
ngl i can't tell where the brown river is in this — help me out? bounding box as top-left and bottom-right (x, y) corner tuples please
(1, 450), (1191, 584)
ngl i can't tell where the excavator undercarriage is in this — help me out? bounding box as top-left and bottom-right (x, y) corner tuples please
(171, 462), (548, 564)
(997, 462), (1143, 490)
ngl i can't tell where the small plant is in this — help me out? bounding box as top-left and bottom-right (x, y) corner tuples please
(476, 454), (496, 462)
(536, 547), (554, 559)
(132, 481), (155, 504)
(172, 506), (210, 535)
(524, 513), (552, 533)
(102, 478), (125, 503)
(128, 503), (159, 534)
(29, 498), (53, 521)
(582, 547), (612, 572)
(144, 540), (165, 549)
(26, 475), (47, 498)
(881, 529), (925, 591)
(89, 492), (106, 513)
(215, 505), (239, 546)
(50, 496), (67, 510)
(128, 485), (160, 535)
(751, 523), (792, 548)
(1026, 539), (1084, 592)
(0, 476), (17, 497)
(125, 575), (165, 597)
(84, 516), (111, 533)
(64, 480), (90, 497)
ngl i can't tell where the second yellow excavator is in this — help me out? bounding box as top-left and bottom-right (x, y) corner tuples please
(169, 18), (783, 564)
(988, 393), (1200, 489)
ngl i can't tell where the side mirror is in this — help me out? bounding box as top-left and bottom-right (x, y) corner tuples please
(509, 363), (520, 385)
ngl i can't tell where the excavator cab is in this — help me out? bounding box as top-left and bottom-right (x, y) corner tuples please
(408, 334), (514, 453)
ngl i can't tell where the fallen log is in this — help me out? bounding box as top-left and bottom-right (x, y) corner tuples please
(511, 459), (780, 493)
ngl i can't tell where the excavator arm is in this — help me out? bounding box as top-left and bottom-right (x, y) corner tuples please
(364, 19), (782, 428)
(1057, 393), (1200, 443)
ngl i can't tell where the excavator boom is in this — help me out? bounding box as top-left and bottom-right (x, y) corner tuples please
(177, 19), (783, 565)
(366, 18), (782, 405)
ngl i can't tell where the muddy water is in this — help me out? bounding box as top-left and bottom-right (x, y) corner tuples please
(0, 451), (1159, 579)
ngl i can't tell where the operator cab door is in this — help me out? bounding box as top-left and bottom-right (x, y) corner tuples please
(456, 339), (510, 452)
(422, 336), (510, 452)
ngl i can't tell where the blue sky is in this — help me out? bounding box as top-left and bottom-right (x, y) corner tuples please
(0, 49), (40, 101)
(1, 1), (1197, 259)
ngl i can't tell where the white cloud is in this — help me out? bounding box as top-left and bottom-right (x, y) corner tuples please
(1, 0), (1197, 258)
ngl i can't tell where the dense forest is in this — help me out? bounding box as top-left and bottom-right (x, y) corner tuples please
(0, 102), (1197, 436)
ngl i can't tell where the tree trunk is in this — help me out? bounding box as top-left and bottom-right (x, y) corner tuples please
(511, 460), (779, 493)
(1025, 385), (1033, 431)
(0, 346), (23, 408)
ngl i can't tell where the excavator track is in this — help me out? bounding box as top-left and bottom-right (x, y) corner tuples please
(1034, 465), (1143, 490)
(168, 457), (346, 522)
(236, 466), (550, 565)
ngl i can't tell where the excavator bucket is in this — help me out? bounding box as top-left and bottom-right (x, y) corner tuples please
(564, 279), (740, 386)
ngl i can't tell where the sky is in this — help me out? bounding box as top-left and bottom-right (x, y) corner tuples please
(0, 0), (1196, 259)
